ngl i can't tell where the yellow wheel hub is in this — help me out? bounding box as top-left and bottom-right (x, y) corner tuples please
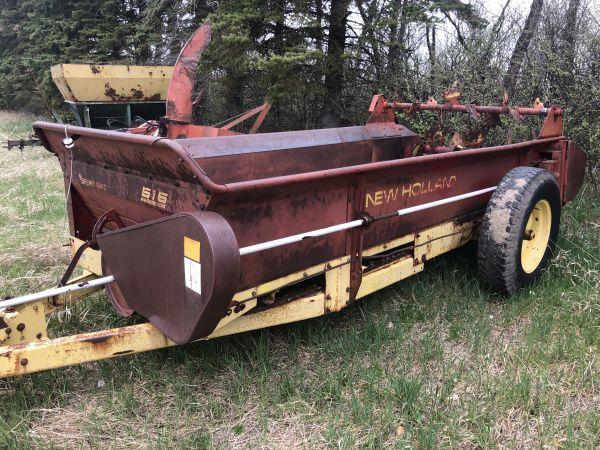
(521, 199), (552, 273)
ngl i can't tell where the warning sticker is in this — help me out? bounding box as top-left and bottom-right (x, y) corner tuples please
(184, 236), (201, 262)
(184, 257), (201, 294)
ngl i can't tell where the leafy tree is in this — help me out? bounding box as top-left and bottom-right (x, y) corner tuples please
(0, 0), (597, 161)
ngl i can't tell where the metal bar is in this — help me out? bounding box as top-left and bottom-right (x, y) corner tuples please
(4, 139), (40, 150)
(394, 186), (496, 216)
(1, 276), (115, 309)
(125, 103), (132, 127)
(84, 105), (91, 128)
(239, 219), (365, 256)
(0, 323), (173, 378)
(44, 272), (103, 314)
(221, 104), (266, 131)
(387, 101), (555, 116)
(249, 103), (272, 134)
(239, 186), (496, 256)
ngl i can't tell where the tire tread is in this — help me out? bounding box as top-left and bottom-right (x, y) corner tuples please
(478, 166), (559, 293)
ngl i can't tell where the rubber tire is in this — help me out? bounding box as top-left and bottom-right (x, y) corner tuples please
(478, 167), (561, 293)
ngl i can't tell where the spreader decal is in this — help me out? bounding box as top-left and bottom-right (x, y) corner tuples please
(365, 175), (457, 207)
(141, 186), (169, 210)
(184, 236), (201, 294)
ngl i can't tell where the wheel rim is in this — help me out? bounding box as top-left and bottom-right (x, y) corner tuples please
(521, 199), (552, 274)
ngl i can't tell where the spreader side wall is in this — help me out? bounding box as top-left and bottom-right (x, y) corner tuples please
(34, 122), (207, 240)
(35, 121), (570, 292)
(361, 148), (525, 247)
(208, 141), (555, 289)
(208, 179), (353, 288)
(196, 141), (374, 184)
(185, 124), (419, 184)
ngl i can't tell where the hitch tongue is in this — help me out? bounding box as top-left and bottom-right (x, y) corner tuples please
(4, 138), (40, 151)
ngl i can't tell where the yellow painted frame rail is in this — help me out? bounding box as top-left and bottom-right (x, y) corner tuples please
(0, 219), (476, 378)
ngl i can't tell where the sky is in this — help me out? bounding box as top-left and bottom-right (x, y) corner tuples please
(482, 0), (533, 17)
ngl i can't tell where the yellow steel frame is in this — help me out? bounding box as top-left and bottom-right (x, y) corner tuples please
(0, 218), (477, 378)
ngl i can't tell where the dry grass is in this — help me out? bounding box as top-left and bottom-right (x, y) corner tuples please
(0, 112), (69, 295)
(0, 110), (598, 448)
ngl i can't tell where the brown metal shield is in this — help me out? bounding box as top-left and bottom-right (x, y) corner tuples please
(97, 211), (240, 343)
(563, 141), (587, 204)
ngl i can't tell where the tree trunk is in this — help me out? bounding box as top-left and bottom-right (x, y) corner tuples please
(426, 24), (436, 68)
(355, 0), (383, 82)
(387, 0), (407, 73)
(503, 0), (544, 97)
(561, 0), (580, 77)
(426, 24), (436, 88)
(554, 0), (580, 103)
(321, 0), (350, 127)
(476, 0), (510, 81)
(273, 0), (285, 55)
(314, 0), (324, 52)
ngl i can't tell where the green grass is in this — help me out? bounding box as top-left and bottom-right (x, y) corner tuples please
(0, 111), (598, 448)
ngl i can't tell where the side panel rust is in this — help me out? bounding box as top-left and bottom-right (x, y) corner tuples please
(33, 121), (573, 292)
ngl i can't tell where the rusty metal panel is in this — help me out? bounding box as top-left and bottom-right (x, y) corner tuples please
(182, 123), (413, 158)
(563, 141), (587, 203)
(183, 124), (417, 183)
(209, 180), (350, 289)
(361, 150), (522, 247)
(33, 122), (209, 239)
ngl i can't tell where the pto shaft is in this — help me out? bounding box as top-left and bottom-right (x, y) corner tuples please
(387, 101), (555, 116)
